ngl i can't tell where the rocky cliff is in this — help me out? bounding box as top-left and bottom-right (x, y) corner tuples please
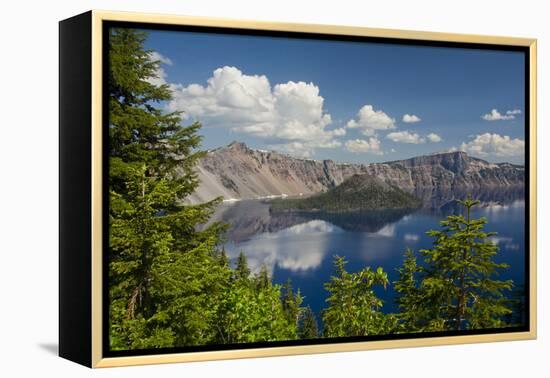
(365, 152), (524, 191)
(185, 141), (524, 204)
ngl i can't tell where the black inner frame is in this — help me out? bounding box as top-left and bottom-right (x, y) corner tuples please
(102, 20), (531, 358)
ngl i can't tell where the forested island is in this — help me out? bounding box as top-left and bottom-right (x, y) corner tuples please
(270, 174), (422, 213)
(107, 28), (521, 351)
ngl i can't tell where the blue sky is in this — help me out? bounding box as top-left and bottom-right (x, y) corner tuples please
(142, 29), (526, 164)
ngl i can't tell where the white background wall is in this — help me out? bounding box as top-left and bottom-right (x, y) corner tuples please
(0, 0), (547, 376)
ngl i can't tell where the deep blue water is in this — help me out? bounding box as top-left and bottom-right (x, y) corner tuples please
(216, 190), (526, 322)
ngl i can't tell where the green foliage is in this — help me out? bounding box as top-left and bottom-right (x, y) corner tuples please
(235, 252), (251, 281)
(107, 27), (307, 351)
(254, 265), (271, 291)
(281, 280), (304, 339)
(271, 174), (421, 213)
(108, 28), (518, 349)
(323, 256), (398, 337)
(215, 258), (301, 343)
(395, 197), (513, 332)
(394, 248), (424, 332)
(219, 247), (229, 269)
(108, 27), (228, 350)
(299, 306), (319, 339)
(216, 279), (296, 343)
(108, 29), (184, 172)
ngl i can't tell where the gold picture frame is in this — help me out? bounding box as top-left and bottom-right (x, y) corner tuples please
(59, 10), (537, 368)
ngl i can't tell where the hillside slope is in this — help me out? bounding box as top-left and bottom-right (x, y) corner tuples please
(185, 142), (524, 204)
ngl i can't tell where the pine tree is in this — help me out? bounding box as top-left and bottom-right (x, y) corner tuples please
(254, 265), (271, 291)
(235, 251), (251, 281)
(322, 256), (397, 337)
(219, 247), (229, 268)
(216, 273), (299, 344)
(416, 197), (513, 331)
(281, 279), (304, 335)
(299, 306), (319, 339)
(107, 28), (227, 349)
(394, 248), (424, 332)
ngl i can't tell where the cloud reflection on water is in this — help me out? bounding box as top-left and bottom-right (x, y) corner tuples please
(214, 188), (524, 317)
(219, 190), (525, 277)
(225, 220), (342, 274)
(372, 224), (395, 237)
(488, 236), (520, 251)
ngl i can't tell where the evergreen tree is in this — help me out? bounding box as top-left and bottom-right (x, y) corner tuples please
(281, 279), (304, 335)
(216, 274), (299, 343)
(299, 306), (319, 339)
(219, 247), (229, 268)
(107, 28), (306, 350)
(394, 248), (424, 332)
(415, 197), (513, 331)
(107, 28), (226, 349)
(235, 251), (251, 281)
(322, 256), (397, 337)
(105, 27), (518, 348)
(254, 265), (271, 291)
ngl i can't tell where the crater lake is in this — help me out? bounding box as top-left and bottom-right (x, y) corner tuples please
(211, 187), (526, 326)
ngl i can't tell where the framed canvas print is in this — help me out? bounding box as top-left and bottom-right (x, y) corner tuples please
(59, 10), (537, 368)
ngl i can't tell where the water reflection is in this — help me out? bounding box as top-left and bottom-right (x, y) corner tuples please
(488, 236), (520, 251)
(297, 209), (413, 233)
(224, 220), (341, 274)
(415, 186), (524, 215)
(212, 187), (525, 243)
(213, 186), (525, 316)
(404, 233), (420, 242)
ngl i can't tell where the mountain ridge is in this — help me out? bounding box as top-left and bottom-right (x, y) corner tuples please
(185, 142), (524, 205)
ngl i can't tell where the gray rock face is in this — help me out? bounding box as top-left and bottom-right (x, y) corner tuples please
(185, 142), (524, 204)
(366, 151), (524, 191)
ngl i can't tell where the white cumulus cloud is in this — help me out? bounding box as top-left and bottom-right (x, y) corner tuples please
(167, 66), (345, 157)
(346, 105), (395, 136)
(402, 114), (421, 123)
(459, 133), (524, 157)
(266, 141), (343, 158)
(481, 108), (522, 121)
(427, 133), (442, 143)
(386, 131), (425, 144)
(147, 51), (173, 86)
(344, 138), (383, 154)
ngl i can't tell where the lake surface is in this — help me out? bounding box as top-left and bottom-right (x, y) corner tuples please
(213, 187), (526, 321)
